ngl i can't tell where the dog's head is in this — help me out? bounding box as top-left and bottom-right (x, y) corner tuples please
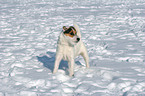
(63, 26), (80, 46)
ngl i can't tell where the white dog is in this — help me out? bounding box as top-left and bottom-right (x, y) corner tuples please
(53, 23), (89, 77)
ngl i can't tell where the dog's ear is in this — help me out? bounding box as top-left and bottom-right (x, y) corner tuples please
(63, 26), (67, 31)
(73, 22), (81, 38)
(69, 26), (76, 31)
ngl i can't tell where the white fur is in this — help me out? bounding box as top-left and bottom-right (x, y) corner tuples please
(53, 23), (89, 76)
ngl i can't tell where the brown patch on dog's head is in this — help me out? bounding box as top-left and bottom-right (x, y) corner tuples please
(63, 26), (77, 38)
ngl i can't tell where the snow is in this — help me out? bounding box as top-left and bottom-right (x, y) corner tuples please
(0, 0), (145, 96)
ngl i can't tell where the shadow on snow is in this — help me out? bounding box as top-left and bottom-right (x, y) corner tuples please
(37, 52), (68, 72)
(36, 51), (82, 73)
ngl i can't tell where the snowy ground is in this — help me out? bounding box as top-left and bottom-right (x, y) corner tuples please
(0, 0), (145, 96)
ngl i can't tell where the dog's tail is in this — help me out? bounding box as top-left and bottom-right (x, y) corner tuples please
(73, 22), (81, 38)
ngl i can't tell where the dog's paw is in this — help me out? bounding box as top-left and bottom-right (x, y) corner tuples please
(86, 65), (90, 68)
(69, 74), (74, 77)
(52, 71), (56, 74)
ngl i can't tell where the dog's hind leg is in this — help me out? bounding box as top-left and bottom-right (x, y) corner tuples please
(53, 55), (62, 74)
(81, 52), (90, 68)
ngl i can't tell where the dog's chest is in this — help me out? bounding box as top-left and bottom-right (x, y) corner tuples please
(59, 45), (75, 61)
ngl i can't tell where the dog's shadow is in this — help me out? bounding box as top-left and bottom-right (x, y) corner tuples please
(37, 51), (82, 73)
(36, 52), (67, 72)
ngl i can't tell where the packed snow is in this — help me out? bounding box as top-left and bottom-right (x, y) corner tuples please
(0, 0), (145, 96)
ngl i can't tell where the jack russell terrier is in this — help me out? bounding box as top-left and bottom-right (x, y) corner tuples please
(53, 23), (89, 77)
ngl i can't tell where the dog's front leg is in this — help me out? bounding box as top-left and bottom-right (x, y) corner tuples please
(68, 59), (74, 77)
(53, 54), (62, 74)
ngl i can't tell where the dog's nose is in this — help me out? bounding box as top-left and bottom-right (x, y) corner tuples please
(77, 38), (80, 41)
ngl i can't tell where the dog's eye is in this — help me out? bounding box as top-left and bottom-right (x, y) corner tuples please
(70, 32), (74, 35)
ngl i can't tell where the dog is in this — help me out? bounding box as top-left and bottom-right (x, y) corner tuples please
(53, 23), (89, 77)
